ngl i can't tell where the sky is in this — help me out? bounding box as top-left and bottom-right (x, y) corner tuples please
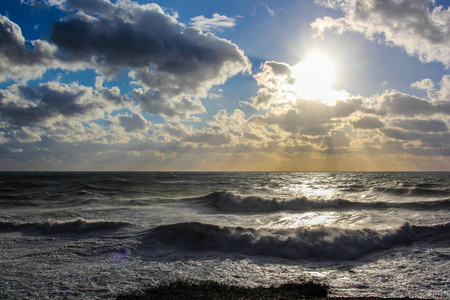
(0, 0), (449, 171)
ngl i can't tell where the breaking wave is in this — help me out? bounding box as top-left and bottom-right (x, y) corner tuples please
(194, 192), (450, 213)
(142, 221), (417, 260)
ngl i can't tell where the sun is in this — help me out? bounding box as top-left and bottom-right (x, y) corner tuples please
(288, 51), (347, 105)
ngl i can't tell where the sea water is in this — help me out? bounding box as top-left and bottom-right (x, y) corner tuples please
(0, 172), (449, 299)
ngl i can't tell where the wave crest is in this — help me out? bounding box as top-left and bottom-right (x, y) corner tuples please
(208, 192), (350, 213)
(195, 192), (450, 213)
(0, 218), (131, 234)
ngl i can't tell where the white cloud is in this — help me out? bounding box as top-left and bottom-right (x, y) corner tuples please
(428, 75), (450, 103)
(411, 78), (435, 90)
(264, 4), (284, 17)
(312, 0), (450, 67)
(190, 13), (237, 32)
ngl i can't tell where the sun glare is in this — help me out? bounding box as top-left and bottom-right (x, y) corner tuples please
(288, 51), (347, 105)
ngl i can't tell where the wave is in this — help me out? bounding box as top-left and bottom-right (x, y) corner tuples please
(376, 187), (450, 197)
(195, 192), (450, 213)
(206, 192), (351, 212)
(0, 218), (131, 234)
(142, 221), (415, 260)
(412, 222), (450, 243)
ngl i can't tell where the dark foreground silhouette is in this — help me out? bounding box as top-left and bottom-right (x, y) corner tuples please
(116, 279), (423, 300)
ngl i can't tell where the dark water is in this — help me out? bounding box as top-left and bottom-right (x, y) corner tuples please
(0, 172), (449, 299)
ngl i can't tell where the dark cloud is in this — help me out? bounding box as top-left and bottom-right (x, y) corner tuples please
(379, 92), (449, 116)
(49, 0), (249, 118)
(0, 82), (114, 126)
(50, 7), (179, 73)
(119, 113), (148, 133)
(183, 130), (232, 147)
(381, 128), (450, 151)
(265, 61), (292, 76)
(322, 130), (351, 151)
(351, 116), (384, 130)
(63, 0), (115, 15)
(294, 98), (362, 126)
(392, 119), (448, 133)
(382, 128), (422, 141)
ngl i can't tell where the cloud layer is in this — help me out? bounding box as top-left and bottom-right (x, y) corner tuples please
(0, 0), (449, 171)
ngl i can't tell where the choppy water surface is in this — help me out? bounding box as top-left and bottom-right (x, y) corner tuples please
(0, 172), (449, 299)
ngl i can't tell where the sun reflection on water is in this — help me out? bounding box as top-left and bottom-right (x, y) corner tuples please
(268, 212), (339, 229)
(284, 183), (337, 200)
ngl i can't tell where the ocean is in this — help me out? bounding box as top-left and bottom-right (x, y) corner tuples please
(0, 171), (449, 299)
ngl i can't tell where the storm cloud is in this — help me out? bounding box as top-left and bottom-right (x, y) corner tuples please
(49, 0), (250, 118)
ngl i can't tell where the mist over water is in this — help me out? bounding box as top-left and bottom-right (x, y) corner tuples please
(0, 172), (449, 299)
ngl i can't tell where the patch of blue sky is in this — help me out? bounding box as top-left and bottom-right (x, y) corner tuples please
(1, 2), (62, 41)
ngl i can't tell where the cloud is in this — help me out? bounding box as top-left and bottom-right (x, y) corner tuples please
(322, 130), (351, 151)
(0, 15), (72, 82)
(378, 92), (450, 116)
(2, 0), (450, 170)
(312, 0), (450, 67)
(253, 98), (363, 137)
(61, 0), (116, 14)
(428, 75), (450, 103)
(251, 61), (296, 109)
(264, 4), (284, 17)
(190, 13), (237, 32)
(47, 0), (250, 119)
(132, 88), (206, 120)
(252, 88), (276, 110)
(119, 113), (148, 133)
(381, 127), (449, 147)
(351, 116), (384, 130)
(391, 119), (448, 133)
(0, 82), (118, 126)
(251, 59), (349, 109)
(411, 78), (435, 90)
(264, 61), (292, 76)
(183, 129), (232, 147)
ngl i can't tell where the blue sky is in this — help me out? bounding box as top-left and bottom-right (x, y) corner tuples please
(0, 0), (449, 171)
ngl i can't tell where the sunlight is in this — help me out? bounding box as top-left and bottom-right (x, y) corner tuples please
(270, 212), (339, 229)
(288, 51), (348, 105)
